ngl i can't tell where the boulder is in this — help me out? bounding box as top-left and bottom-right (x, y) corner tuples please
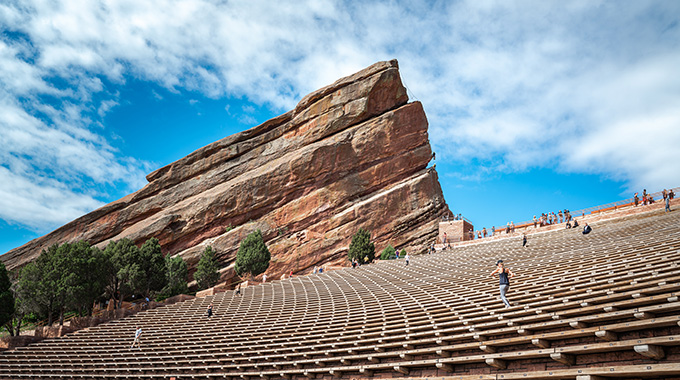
(1, 59), (448, 282)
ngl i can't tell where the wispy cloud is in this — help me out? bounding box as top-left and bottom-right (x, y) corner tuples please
(0, 0), (678, 233)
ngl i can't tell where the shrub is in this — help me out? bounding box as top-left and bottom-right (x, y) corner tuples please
(235, 230), (271, 278)
(380, 245), (396, 260)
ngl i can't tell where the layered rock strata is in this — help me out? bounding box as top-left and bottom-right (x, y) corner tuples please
(2, 60), (448, 281)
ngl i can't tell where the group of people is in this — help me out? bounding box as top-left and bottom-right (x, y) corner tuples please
(565, 218), (579, 229)
(634, 188), (674, 210)
(533, 209), (573, 228)
(636, 189), (674, 212)
(474, 227), (492, 240)
(351, 255), (373, 268)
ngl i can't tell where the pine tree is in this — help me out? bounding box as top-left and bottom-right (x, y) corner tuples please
(139, 238), (167, 297)
(161, 256), (188, 299)
(194, 246), (220, 290)
(348, 228), (375, 263)
(234, 230), (271, 279)
(380, 244), (396, 260)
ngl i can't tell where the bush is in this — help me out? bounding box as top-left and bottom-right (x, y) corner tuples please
(234, 230), (271, 278)
(194, 246), (221, 290)
(348, 228), (375, 263)
(380, 245), (396, 260)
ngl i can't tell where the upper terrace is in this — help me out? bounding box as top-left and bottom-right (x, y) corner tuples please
(440, 187), (678, 246)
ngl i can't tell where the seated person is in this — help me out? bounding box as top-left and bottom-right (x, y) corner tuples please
(565, 220), (572, 229)
(573, 219), (579, 228)
(582, 223), (592, 235)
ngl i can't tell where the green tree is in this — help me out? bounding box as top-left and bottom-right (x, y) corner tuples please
(103, 238), (141, 308)
(159, 256), (188, 300)
(36, 243), (73, 325)
(380, 244), (396, 260)
(6, 265), (36, 336)
(3, 282), (24, 337)
(11, 242), (107, 327)
(139, 238), (167, 297)
(68, 243), (108, 316)
(234, 230), (270, 279)
(0, 262), (14, 331)
(194, 246), (220, 290)
(14, 262), (44, 326)
(348, 228), (375, 263)
(102, 240), (122, 308)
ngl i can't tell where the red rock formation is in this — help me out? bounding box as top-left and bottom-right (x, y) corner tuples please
(1, 59), (448, 282)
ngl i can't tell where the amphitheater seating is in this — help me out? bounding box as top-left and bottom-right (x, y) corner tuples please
(1, 208), (680, 379)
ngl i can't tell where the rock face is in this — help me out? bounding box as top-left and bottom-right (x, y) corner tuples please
(1, 60), (448, 282)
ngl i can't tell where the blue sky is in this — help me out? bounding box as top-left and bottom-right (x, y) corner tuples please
(1, 0), (679, 254)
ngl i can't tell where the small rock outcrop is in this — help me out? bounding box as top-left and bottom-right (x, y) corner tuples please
(2, 60), (448, 281)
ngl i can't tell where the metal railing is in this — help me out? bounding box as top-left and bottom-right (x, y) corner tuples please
(440, 214), (474, 225)
(36, 311), (78, 328)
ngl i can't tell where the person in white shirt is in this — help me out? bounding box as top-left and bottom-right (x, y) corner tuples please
(131, 327), (142, 349)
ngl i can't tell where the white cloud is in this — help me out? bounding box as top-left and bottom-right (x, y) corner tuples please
(97, 99), (118, 118)
(238, 115), (257, 126)
(0, 166), (104, 230)
(0, 0), (679, 233)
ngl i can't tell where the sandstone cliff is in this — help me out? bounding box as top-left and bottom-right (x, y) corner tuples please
(2, 59), (448, 282)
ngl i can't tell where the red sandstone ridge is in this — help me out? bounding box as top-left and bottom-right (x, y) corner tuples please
(1, 59), (448, 282)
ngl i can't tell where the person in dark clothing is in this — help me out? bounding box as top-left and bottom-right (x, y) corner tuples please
(573, 219), (579, 228)
(522, 233), (527, 247)
(582, 223), (592, 235)
(207, 303), (213, 318)
(490, 260), (515, 308)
